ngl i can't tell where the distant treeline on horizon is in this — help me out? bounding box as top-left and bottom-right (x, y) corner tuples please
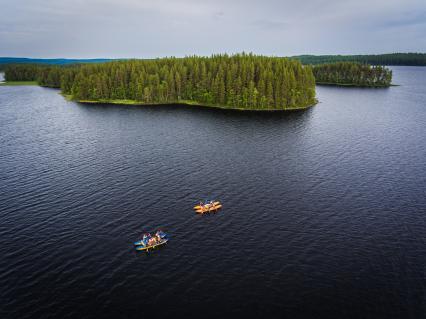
(0, 53), (425, 70)
(0, 58), (116, 72)
(291, 53), (426, 66)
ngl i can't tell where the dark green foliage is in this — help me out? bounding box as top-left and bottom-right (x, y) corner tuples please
(4, 54), (317, 110)
(4, 64), (75, 88)
(4, 64), (41, 82)
(312, 62), (392, 87)
(292, 53), (426, 66)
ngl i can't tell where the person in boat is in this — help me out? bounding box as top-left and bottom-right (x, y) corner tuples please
(197, 201), (204, 210)
(155, 231), (162, 242)
(208, 200), (214, 210)
(142, 237), (149, 247)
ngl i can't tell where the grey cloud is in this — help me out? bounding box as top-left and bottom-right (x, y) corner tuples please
(252, 19), (288, 30)
(378, 10), (426, 28)
(0, 0), (425, 58)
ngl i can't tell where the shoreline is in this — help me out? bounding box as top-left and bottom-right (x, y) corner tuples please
(316, 82), (395, 88)
(0, 81), (38, 86)
(0, 79), (317, 111)
(71, 97), (317, 112)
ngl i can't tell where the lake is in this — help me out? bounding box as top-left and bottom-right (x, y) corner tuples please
(0, 67), (424, 318)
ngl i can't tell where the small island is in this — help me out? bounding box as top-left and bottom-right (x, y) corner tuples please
(312, 62), (392, 87)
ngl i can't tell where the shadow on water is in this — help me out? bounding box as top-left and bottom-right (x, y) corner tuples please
(74, 102), (316, 130)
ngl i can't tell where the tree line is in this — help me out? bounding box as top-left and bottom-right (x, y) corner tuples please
(4, 54), (317, 110)
(292, 53), (426, 66)
(312, 62), (392, 87)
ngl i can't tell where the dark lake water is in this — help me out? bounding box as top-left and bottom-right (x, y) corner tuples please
(0, 67), (425, 319)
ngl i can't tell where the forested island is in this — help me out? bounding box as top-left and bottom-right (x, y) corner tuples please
(4, 54), (317, 111)
(292, 53), (426, 66)
(3, 54), (395, 110)
(312, 62), (392, 87)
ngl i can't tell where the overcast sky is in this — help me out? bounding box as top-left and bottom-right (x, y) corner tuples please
(1, 0), (425, 58)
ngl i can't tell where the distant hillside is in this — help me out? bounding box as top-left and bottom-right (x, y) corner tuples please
(0, 57), (114, 70)
(291, 53), (426, 66)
